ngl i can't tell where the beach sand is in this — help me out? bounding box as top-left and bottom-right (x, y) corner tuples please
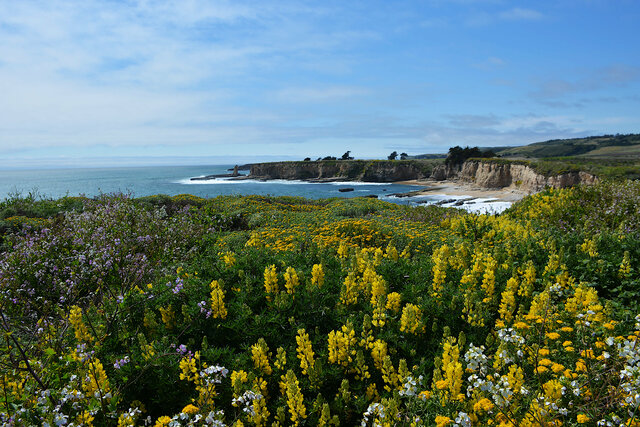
(395, 179), (528, 203)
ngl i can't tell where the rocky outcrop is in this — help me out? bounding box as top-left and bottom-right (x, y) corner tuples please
(432, 161), (599, 192)
(249, 160), (436, 182)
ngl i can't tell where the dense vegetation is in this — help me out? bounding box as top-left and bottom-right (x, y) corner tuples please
(444, 146), (496, 166)
(1, 183), (640, 426)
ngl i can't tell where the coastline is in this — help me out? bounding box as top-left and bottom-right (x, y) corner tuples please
(393, 179), (527, 203)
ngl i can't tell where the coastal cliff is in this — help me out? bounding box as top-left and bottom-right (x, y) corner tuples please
(249, 160), (437, 182)
(431, 160), (599, 192)
(248, 159), (598, 191)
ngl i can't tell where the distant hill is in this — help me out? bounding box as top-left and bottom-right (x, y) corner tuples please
(494, 133), (640, 158)
(411, 134), (640, 160)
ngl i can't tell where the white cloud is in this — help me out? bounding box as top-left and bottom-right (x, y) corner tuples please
(273, 86), (370, 103)
(529, 64), (640, 101)
(499, 8), (544, 21)
(466, 7), (543, 26)
(473, 56), (506, 70)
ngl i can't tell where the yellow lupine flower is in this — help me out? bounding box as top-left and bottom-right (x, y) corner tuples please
(263, 265), (278, 301)
(619, 251), (631, 277)
(69, 305), (94, 343)
(219, 251), (236, 267)
(209, 280), (227, 319)
(283, 266), (299, 295)
(473, 397), (494, 413)
(311, 264), (324, 287)
(82, 358), (110, 396)
(251, 338), (273, 375)
(231, 370), (248, 396)
(77, 411), (95, 426)
(182, 404), (199, 415)
(435, 415), (452, 427)
(580, 238), (598, 257)
(400, 303), (425, 334)
(327, 323), (357, 367)
(385, 292), (401, 313)
(542, 379), (563, 401)
(158, 306), (175, 329)
(284, 370), (306, 425)
(295, 329), (315, 375)
(340, 273), (359, 305)
(577, 414), (590, 424)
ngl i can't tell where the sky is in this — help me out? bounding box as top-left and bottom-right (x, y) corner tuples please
(1, 0), (639, 167)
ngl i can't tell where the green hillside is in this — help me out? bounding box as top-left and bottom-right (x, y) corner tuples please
(494, 133), (640, 158)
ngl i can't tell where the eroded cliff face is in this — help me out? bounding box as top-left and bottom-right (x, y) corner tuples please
(249, 159), (598, 191)
(249, 160), (434, 182)
(432, 161), (599, 192)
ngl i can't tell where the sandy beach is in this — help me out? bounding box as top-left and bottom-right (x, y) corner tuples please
(395, 179), (528, 203)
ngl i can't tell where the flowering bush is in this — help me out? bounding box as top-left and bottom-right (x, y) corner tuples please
(1, 183), (639, 425)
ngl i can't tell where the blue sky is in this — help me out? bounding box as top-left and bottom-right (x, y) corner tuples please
(1, 0), (639, 167)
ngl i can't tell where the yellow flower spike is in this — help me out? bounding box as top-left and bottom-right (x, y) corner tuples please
(158, 306), (175, 329)
(431, 245), (450, 298)
(82, 358), (111, 396)
(263, 265), (278, 301)
(400, 303), (425, 335)
(498, 289), (516, 326)
(155, 415), (171, 427)
(181, 404), (199, 415)
(209, 280), (227, 319)
(77, 411), (95, 426)
(542, 379), (563, 401)
(220, 251), (236, 267)
(251, 338), (273, 375)
(435, 415), (452, 427)
(311, 264), (324, 288)
(295, 329), (315, 376)
(370, 339), (388, 371)
(284, 370), (306, 426)
(385, 292), (401, 313)
(327, 323), (357, 367)
(473, 397), (495, 413)
(283, 266), (299, 295)
(579, 238), (599, 258)
(340, 273), (359, 305)
(231, 370), (248, 396)
(619, 251), (631, 278)
(68, 306), (94, 343)
(577, 414), (590, 424)
(369, 273), (387, 307)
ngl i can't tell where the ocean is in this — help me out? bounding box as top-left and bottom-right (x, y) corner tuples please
(0, 165), (422, 202)
(0, 165), (512, 213)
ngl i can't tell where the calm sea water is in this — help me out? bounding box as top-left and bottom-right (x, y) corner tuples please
(0, 165), (426, 203)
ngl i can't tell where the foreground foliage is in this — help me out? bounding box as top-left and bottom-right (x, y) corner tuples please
(1, 183), (639, 426)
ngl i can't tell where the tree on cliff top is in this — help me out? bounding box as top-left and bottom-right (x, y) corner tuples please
(445, 146), (496, 166)
(388, 151), (398, 160)
(341, 151), (353, 160)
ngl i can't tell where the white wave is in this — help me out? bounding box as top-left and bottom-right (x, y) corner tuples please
(327, 181), (389, 186)
(383, 193), (512, 214)
(463, 201), (512, 214)
(177, 177), (410, 186)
